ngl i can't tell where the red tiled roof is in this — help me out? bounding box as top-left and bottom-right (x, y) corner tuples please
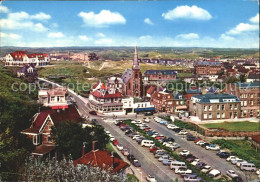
(92, 82), (100, 90)
(101, 83), (106, 90)
(91, 90), (122, 99)
(73, 150), (129, 173)
(252, 135), (260, 143)
(22, 105), (81, 134)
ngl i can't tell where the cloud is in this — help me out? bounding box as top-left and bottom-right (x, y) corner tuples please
(94, 38), (113, 45)
(78, 10), (126, 27)
(31, 12), (51, 21)
(176, 33), (199, 39)
(48, 32), (64, 38)
(144, 18), (154, 25)
(0, 11), (49, 32)
(78, 35), (90, 41)
(96, 33), (105, 37)
(219, 34), (235, 41)
(0, 5), (9, 13)
(0, 32), (21, 39)
(139, 35), (152, 41)
(226, 23), (258, 35)
(162, 5), (212, 20)
(250, 13), (259, 23)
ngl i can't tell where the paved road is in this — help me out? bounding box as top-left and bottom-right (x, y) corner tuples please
(147, 119), (247, 181)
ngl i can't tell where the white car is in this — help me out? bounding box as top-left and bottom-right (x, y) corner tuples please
(116, 144), (123, 151)
(231, 158), (243, 165)
(227, 156), (238, 162)
(180, 150), (190, 156)
(201, 165), (211, 173)
(196, 140), (205, 145)
(179, 130), (188, 135)
(158, 155), (169, 162)
(175, 167), (192, 174)
(110, 136), (115, 141)
(167, 124), (176, 129)
(191, 159), (200, 166)
(132, 135), (141, 140)
(208, 169), (221, 178)
(146, 175), (157, 182)
(226, 170), (238, 178)
(144, 118), (150, 123)
(256, 169), (260, 175)
(205, 145), (220, 151)
(162, 142), (173, 147)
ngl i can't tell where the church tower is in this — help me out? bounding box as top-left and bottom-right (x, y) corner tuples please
(131, 46), (142, 97)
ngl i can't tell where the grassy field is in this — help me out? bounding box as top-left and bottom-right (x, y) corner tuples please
(201, 121), (260, 132)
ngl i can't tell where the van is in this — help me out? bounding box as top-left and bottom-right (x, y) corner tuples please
(170, 161), (186, 170)
(240, 163), (257, 171)
(141, 140), (155, 147)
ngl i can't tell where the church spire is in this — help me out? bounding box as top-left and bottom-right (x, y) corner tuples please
(133, 46), (140, 70)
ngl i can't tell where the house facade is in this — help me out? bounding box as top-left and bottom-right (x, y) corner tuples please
(89, 83), (123, 113)
(38, 87), (68, 109)
(151, 91), (174, 113)
(225, 82), (260, 118)
(5, 51), (49, 67)
(195, 61), (223, 75)
(189, 94), (241, 120)
(17, 64), (38, 78)
(21, 105), (82, 156)
(143, 70), (177, 83)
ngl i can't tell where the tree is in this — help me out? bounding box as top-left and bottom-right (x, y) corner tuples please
(22, 157), (130, 182)
(239, 74), (247, 82)
(51, 122), (109, 160)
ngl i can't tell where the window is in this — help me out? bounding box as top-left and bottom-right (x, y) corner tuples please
(209, 105), (212, 111)
(204, 106), (207, 111)
(222, 113), (225, 118)
(221, 105), (225, 110)
(217, 105), (220, 110)
(250, 94), (254, 98)
(217, 113), (220, 118)
(230, 104), (233, 110)
(230, 112), (233, 118)
(251, 100), (254, 106)
(234, 104), (237, 110)
(244, 101), (247, 106)
(203, 114), (207, 119)
(209, 113), (212, 119)
(51, 96), (55, 102)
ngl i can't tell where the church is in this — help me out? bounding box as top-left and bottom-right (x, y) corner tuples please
(122, 46), (143, 97)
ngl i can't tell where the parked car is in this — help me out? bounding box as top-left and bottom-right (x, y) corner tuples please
(187, 135), (197, 141)
(231, 158), (243, 165)
(154, 151), (167, 158)
(226, 170), (238, 178)
(194, 138), (202, 143)
(146, 175), (157, 182)
(240, 162), (257, 171)
(236, 161), (248, 168)
(170, 161), (187, 170)
(201, 165), (211, 173)
(158, 155), (169, 162)
(196, 140), (205, 145)
(201, 142), (210, 147)
(175, 167), (192, 174)
(216, 151), (230, 158)
(180, 150), (190, 156)
(167, 124), (176, 129)
(162, 159), (173, 166)
(144, 118), (150, 123)
(184, 174), (202, 182)
(227, 156), (238, 162)
(206, 144), (220, 151)
(127, 154), (135, 162)
(172, 128), (182, 133)
(179, 130), (188, 135)
(132, 160), (141, 167)
(166, 137), (175, 142)
(116, 144), (124, 151)
(195, 162), (206, 169)
(191, 159), (200, 166)
(112, 139), (119, 146)
(208, 169), (221, 178)
(150, 146), (159, 153)
(232, 176), (243, 182)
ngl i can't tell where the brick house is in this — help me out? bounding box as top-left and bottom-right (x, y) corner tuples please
(251, 135), (260, 150)
(151, 91), (174, 113)
(173, 92), (187, 115)
(189, 94), (241, 120)
(143, 70), (177, 82)
(195, 61), (223, 75)
(21, 105), (82, 156)
(225, 82), (260, 118)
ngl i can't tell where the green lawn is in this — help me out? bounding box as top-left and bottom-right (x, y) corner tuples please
(201, 121), (260, 132)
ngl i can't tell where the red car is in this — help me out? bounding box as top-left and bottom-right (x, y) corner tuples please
(194, 138), (202, 143)
(112, 139), (119, 146)
(144, 128), (151, 132)
(149, 146), (159, 153)
(119, 123), (126, 127)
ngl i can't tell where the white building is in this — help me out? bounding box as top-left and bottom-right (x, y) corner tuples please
(4, 51), (50, 67)
(122, 97), (155, 114)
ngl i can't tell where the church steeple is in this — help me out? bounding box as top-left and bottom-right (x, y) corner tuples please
(133, 46), (140, 70)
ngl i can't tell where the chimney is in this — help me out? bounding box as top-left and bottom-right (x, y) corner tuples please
(92, 141), (96, 151)
(111, 152), (115, 169)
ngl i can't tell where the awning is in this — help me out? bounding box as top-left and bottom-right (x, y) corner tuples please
(134, 107), (155, 112)
(52, 105), (68, 109)
(176, 105), (188, 110)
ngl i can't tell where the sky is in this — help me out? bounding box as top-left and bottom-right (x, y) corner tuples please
(0, 0), (259, 48)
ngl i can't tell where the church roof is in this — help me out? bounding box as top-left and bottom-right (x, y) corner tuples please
(122, 68), (133, 84)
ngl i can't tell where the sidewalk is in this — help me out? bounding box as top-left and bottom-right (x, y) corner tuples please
(111, 144), (147, 182)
